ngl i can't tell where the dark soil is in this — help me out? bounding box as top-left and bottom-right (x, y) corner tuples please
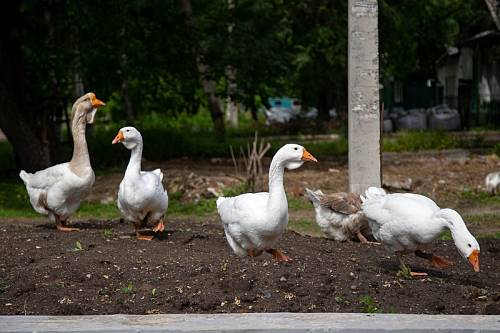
(0, 218), (499, 315)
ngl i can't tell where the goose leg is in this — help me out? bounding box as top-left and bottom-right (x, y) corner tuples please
(415, 250), (454, 268)
(396, 251), (427, 277)
(356, 232), (380, 244)
(56, 216), (80, 232)
(267, 249), (292, 262)
(153, 217), (165, 233)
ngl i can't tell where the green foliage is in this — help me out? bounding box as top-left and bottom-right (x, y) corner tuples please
(122, 282), (135, 295)
(0, 142), (15, 174)
(379, 0), (490, 80)
(0, 181), (38, 218)
(151, 288), (158, 298)
(359, 295), (380, 313)
(4, 0), (496, 173)
(493, 142), (500, 158)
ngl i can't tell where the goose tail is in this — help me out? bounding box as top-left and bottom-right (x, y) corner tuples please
(363, 186), (387, 202)
(305, 188), (321, 203)
(19, 170), (31, 185)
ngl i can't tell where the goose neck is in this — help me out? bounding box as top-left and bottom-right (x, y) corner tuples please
(125, 141), (143, 176)
(69, 110), (90, 173)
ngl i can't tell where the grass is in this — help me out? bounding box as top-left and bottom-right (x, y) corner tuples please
(288, 218), (322, 236)
(0, 180), (218, 219)
(168, 198), (216, 216)
(288, 196), (311, 211)
(383, 130), (458, 152)
(460, 188), (500, 206)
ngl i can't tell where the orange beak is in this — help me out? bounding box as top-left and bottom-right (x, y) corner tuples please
(301, 148), (318, 162)
(112, 130), (125, 144)
(467, 249), (480, 272)
(90, 93), (106, 108)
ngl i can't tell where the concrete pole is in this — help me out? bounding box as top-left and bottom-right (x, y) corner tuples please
(348, 0), (381, 194)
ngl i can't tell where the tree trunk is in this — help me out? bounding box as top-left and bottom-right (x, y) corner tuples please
(0, 2), (53, 172)
(180, 0), (225, 136)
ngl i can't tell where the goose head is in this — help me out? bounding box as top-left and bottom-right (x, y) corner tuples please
(275, 144), (318, 170)
(112, 126), (142, 150)
(72, 92), (106, 124)
(438, 208), (480, 272)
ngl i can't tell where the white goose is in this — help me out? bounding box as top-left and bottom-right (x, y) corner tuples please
(361, 187), (480, 276)
(217, 144), (317, 261)
(19, 93), (106, 231)
(112, 126), (168, 240)
(305, 188), (372, 243)
(485, 171), (500, 195)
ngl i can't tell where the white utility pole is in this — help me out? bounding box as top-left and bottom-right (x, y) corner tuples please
(348, 0), (381, 194)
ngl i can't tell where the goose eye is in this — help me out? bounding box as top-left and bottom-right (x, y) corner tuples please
(294, 147), (298, 151)
(468, 243), (472, 248)
(126, 129), (130, 132)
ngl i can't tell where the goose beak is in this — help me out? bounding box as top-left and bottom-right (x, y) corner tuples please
(301, 149), (318, 162)
(112, 130), (125, 144)
(467, 249), (480, 272)
(90, 93), (106, 108)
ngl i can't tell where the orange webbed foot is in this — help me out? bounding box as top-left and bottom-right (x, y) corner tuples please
(431, 255), (454, 268)
(268, 249), (292, 262)
(410, 271), (428, 277)
(136, 232), (154, 241)
(153, 219), (165, 233)
(56, 222), (80, 232)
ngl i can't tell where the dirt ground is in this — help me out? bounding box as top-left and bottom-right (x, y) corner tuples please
(1, 151), (500, 315)
(0, 218), (499, 315)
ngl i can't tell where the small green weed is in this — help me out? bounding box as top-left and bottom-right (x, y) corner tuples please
(151, 288), (158, 298)
(74, 241), (84, 252)
(102, 229), (114, 238)
(122, 282), (135, 294)
(359, 295), (380, 313)
(396, 264), (412, 279)
(335, 296), (349, 305)
(0, 279), (8, 293)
